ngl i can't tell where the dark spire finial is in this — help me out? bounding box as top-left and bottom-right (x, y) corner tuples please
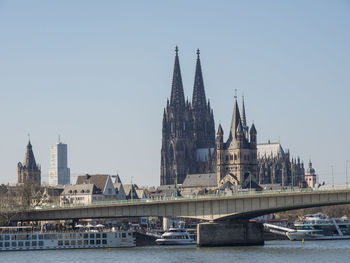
(196, 48), (200, 57)
(234, 89), (237, 99)
(175, 46), (179, 55)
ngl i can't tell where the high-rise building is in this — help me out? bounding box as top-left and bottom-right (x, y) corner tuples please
(17, 140), (41, 185)
(49, 139), (70, 186)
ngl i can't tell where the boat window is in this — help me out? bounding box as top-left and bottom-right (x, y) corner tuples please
(83, 240), (88, 245)
(11, 235), (16, 240)
(64, 233), (70, 239)
(90, 234), (95, 239)
(122, 233), (126, 238)
(38, 235), (43, 240)
(26, 234), (31, 240)
(83, 234), (88, 239)
(5, 242), (9, 247)
(96, 240), (101, 245)
(77, 240), (82, 245)
(90, 240), (95, 245)
(32, 241), (37, 246)
(58, 240), (63, 246)
(5, 235), (9, 240)
(64, 240), (69, 246)
(32, 235), (37, 240)
(39, 241), (44, 246)
(0, 236), (2, 241)
(58, 234), (63, 239)
(102, 240), (107, 244)
(51, 234), (57, 240)
(128, 233), (131, 236)
(44, 234), (50, 240)
(102, 233), (107, 238)
(0, 242), (2, 247)
(70, 233), (76, 239)
(96, 233), (101, 238)
(25, 241), (30, 246)
(71, 240), (76, 245)
(77, 233), (82, 239)
(12, 241), (17, 247)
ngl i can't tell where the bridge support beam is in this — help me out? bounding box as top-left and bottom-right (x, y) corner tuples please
(197, 221), (264, 247)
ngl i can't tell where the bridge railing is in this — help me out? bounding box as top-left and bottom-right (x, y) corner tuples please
(29, 185), (350, 211)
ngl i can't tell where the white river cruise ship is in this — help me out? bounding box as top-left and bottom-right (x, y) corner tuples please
(0, 226), (135, 251)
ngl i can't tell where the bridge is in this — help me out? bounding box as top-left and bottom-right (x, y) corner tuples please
(16, 187), (350, 221)
(13, 187), (350, 247)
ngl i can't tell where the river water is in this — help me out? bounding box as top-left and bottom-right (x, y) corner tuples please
(2, 240), (350, 263)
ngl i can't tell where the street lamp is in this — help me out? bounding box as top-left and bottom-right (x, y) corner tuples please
(346, 160), (349, 188)
(331, 165), (334, 189)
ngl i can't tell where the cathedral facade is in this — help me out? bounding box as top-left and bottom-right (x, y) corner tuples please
(17, 141), (41, 185)
(160, 47), (215, 185)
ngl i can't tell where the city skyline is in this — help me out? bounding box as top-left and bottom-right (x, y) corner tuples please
(1, 1), (349, 187)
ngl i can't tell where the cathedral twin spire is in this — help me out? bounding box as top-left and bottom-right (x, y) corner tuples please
(169, 46), (208, 112)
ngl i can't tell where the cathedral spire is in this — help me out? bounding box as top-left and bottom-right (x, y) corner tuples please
(170, 46), (185, 110)
(192, 49), (206, 110)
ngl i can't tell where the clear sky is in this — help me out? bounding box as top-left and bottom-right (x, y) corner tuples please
(0, 0), (349, 187)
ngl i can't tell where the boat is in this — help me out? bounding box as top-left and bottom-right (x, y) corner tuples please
(155, 227), (196, 245)
(286, 213), (350, 241)
(0, 226), (135, 251)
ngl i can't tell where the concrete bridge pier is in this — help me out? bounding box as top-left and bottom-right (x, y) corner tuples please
(197, 220), (264, 247)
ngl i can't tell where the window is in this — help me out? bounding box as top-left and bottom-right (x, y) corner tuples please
(64, 240), (69, 246)
(12, 241), (17, 247)
(25, 241), (30, 246)
(230, 155), (233, 160)
(5, 235), (9, 240)
(58, 240), (63, 246)
(77, 240), (82, 245)
(102, 240), (107, 245)
(38, 235), (43, 240)
(84, 240), (88, 245)
(234, 154), (237, 160)
(102, 233), (107, 238)
(58, 234), (63, 239)
(71, 240), (76, 245)
(5, 242), (10, 247)
(83, 234), (88, 239)
(96, 240), (101, 245)
(0, 242), (2, 247)
(122, 233), (126, 238)
(90, 240), (95, 245)
(32, 241), (37, 246)
(90, 234), (94, 239)
(32, 235), (37, 240)
(96, 233), (101, 238)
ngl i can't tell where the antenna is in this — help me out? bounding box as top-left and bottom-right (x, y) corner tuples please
(58, 135), (61, 143)
(27, 133), (30, 142)
(234, 89), (237, 99)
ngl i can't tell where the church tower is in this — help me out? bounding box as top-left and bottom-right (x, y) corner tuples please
(161, 47), (194, 185)
(17, 140), (41, 185)
(192, 49), (215, 150)
(216, 96), (258, 188)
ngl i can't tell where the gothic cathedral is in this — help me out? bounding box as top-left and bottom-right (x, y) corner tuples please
(160, 47), (215, 185)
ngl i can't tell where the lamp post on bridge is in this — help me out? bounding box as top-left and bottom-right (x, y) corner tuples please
(346, 160), (349, 188)
(331, 165), (334, 189)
